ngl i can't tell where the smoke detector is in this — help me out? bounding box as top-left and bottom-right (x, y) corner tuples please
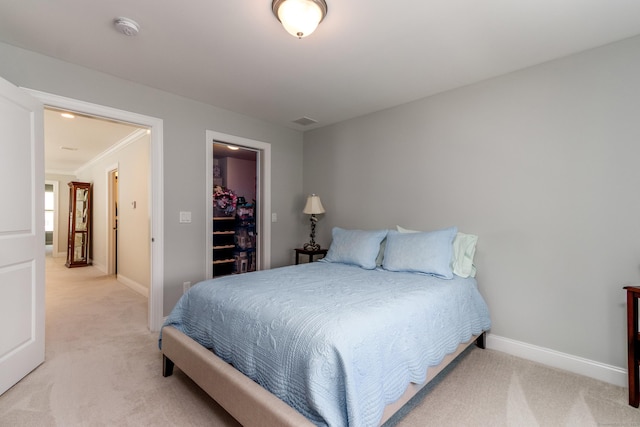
(114, 17), (140, 36)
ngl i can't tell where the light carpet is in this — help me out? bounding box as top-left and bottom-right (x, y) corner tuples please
(0, 256), (638, 426)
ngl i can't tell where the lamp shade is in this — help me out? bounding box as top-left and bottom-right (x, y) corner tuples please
(303, 194), (325, 214)
(272, 0), (327, 39)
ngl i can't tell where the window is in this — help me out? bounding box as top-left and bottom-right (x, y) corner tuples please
(45, 184), (54, 232)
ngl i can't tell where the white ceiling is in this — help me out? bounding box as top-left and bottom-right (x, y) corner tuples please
(44, 108), (144, 174)
(44, 108), (256, 174)
(3, 0), (640, 133)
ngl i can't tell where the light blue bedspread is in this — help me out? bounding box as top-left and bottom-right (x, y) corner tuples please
(160, 262), (491, 427)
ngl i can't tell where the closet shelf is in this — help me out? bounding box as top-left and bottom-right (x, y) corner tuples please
(213, 259), (235, 265)
(213, 245), (235, 250)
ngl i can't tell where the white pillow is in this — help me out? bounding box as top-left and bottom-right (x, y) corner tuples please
(452, 232), (478, 278)
(397, 225), (478, 278)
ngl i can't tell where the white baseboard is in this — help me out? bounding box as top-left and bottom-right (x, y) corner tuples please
(91, 261), (107, 274)
(486, 334), (627, 388)
(117, 274), (149, 298)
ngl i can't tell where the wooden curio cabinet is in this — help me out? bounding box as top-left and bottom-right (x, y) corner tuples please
(66, 181), (92, 268)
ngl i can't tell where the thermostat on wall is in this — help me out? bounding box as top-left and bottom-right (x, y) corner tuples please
(179, 211), (192, 223)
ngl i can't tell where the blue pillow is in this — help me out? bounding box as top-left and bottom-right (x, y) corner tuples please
(397, 225), (478, 278)
(382, 227), (457, 279)
(324, 227), (388, 270)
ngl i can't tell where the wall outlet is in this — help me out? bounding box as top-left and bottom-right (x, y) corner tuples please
(182, 281), (191, 293)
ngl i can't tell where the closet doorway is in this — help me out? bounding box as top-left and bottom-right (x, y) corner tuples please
(212, 143), (257, 277)
(206, 130), (272, 279)
(107, 168), (118, 275)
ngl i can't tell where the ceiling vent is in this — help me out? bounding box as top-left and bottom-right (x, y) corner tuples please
(292, 116), (318, 126)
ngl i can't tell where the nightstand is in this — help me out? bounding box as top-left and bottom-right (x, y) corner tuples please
(294, 248), (327, 265)
(625, 286), (640, 407)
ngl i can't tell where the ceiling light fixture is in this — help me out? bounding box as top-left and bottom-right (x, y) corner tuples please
(114, 17), (140, 36)
(272, 0), (327, 39)
(60, 112), (75, 119)
(227, 145), (240, 150)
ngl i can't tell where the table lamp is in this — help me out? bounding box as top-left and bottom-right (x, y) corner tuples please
(303, 194), (325, 251)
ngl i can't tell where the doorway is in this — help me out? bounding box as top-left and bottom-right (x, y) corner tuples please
(206, 130), (271, 279)
(107, 168), (118, 275)
(44, 180), (58, 257)
(27, 88), (165, 332)
(212, 143), (257, 277)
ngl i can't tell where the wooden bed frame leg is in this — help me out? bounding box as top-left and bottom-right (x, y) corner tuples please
(475, 332), (486, 349)
(163, 355), (175, 377)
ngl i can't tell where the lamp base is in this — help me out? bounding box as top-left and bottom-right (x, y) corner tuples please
(303, 242), (321, 251)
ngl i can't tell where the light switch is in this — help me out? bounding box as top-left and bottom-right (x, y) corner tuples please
(179, 211), (192, 223)
(272, 213), (278, 222)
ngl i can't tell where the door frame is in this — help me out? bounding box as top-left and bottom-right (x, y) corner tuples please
(25, 88), (165, 332)
(206, 130), (271, 278)
(106, 165), (118, 275)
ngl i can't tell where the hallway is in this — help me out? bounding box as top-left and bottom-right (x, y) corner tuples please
(0, 256), (238, 426)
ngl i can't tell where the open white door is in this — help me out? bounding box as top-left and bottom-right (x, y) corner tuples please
(0, 77), (45, 395)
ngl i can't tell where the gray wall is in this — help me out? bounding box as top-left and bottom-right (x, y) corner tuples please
(303, 35), (640, 369)
(0, 42), (304, 315)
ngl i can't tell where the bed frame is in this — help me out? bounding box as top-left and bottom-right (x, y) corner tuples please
(162, 326), (486, 426)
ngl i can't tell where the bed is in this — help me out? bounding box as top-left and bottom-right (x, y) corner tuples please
(160, 226), (491, 427)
